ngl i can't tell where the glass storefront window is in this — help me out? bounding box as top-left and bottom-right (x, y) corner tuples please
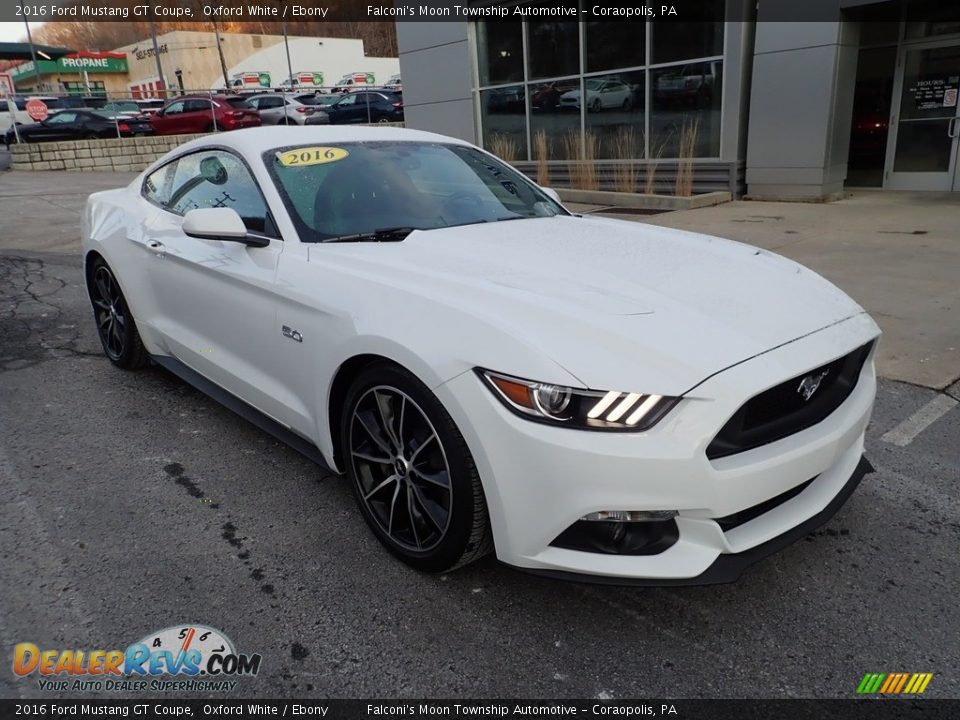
(474, 7), (726, 163)
(480, 85), (528, 162)
(585, 21), (646, 73)
(652, 0), (724, 64)
(585, 71), (646, 160)
(477, 21), (523, 86)
(650, 61), (722, 157)
(531, 79), (582, 160)
(527, 21), (579, 80)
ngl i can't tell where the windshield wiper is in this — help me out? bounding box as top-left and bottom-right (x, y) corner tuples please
(321, 227), (418, 243)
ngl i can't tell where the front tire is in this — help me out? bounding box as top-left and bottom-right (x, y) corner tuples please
(340, 363), (492, 572)
(88, 258), (149, 369)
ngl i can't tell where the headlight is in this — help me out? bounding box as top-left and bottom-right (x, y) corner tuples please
(477, 369), (678, 431)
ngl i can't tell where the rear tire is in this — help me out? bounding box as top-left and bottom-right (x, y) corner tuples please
(340, 362), (493, 572)
(88, 258), (149, 370)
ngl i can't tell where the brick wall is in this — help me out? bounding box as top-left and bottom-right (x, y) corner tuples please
(9, 134), (206, 172)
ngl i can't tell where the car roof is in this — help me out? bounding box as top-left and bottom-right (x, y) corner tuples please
(163, 126), (473, 159)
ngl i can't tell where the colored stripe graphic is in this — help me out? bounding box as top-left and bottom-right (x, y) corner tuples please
(858, 672), (933, 694)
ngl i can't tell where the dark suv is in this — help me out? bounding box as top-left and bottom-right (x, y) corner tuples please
(323, 91), (404, 125)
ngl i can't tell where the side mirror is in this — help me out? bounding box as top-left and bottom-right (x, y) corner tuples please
(541, 187), (562, 204)
(182, 208), (268, 247)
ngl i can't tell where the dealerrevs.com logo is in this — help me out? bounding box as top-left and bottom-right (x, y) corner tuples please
(13, 624), (262, 693)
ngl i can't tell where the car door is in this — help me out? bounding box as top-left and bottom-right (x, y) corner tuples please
(328, 93), (359, 124)
(138, 148), (288, 418)
(33, 112), (79, 141)
(256, 95), (285, 124)
(183, 99), (215, 132)
(152, 100), (185, 134)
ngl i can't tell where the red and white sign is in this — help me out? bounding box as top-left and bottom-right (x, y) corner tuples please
(26, 98), (49, 122)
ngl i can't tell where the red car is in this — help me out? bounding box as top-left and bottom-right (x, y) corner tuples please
(149, 95), (261, 135)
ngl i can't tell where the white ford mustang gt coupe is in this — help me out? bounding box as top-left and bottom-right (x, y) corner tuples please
(83, 127), (879, 584)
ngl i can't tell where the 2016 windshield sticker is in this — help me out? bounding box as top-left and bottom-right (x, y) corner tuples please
(277, 147), (349, 167)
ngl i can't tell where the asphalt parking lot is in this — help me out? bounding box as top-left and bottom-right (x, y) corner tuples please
(0, 180), (958, 700)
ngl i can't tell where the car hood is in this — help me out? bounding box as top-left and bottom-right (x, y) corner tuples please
(313, 215), (866, 395)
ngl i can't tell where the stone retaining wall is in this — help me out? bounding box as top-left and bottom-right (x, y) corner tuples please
(9, 134), (206, 172)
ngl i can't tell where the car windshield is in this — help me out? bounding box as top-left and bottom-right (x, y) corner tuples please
(224, 97), (253, 108)
(103, 102), (139, 112)
(266, 141), (566, 241)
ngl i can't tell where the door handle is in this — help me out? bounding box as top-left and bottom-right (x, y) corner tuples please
(147, 240), (165, 257)
(949, 117), (960, 138)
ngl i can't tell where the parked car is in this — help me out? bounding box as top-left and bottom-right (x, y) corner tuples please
(485, 86), (525, 114)
(101, 100), (144, 117)
(324, 91), (403, 125)
(0, 95), (63, 136)
(135, 99), (165, 115)
(531, 81), (578, 111)
(82, 126), (880, 581)
(246, 93), (323, 125)
(4, 109), (152, 146)
(560, 78), (633, 112)
(149, 95), (260, 135)
(654, 61), (720, 107)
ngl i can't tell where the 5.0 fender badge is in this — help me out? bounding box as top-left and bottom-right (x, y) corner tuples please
(281, 325), (303, 343)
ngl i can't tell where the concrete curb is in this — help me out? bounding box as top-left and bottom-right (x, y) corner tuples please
(557, 188), (731, 211)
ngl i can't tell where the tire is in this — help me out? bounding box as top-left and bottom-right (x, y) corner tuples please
(88, 258), (149, 370)
(204, 123), (217, 133)
(340, 362), (493, 572)
(376, 116), (391, 124)
(83, 133), (99, 141)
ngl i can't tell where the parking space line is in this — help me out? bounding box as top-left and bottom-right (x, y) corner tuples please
(881, 394), (958, 447)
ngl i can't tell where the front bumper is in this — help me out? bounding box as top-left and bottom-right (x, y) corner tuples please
(524, 455), (873, 586)
(435, 314), (879, 582)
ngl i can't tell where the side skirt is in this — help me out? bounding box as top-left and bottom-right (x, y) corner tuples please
(150, 354), (337, 474)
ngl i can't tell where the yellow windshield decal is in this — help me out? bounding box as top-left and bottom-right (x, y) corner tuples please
(277, 146), (349, 167)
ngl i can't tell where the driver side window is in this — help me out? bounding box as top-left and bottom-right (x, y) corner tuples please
(142, 150), (276, 237)
(163, 101), (185, 115)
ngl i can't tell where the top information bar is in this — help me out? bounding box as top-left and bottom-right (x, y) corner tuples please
(0, 0), (938, 24)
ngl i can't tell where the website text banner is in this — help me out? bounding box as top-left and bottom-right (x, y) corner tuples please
(2, 700), (960, 719)
(0, 0), (939, 24)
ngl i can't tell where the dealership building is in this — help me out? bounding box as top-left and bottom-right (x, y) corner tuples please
(397, 0), (960, 198)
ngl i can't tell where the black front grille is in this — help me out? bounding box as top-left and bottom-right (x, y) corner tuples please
(707, 342), (873, 460)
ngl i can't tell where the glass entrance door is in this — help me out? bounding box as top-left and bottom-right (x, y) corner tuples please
(884, 41), (960, 190)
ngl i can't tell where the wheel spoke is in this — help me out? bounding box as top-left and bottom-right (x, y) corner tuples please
(411, 466), (450, 490)
(98, 313), (111, 329)
(386, 481), (401, 537)
(374, 390), (402, 452)
(363, 473), (398, 501)
(95, 273), (111, 302)
(409, 433), (436, 464)
(410, 482), (445, 532)
(355, 411), (393, 456)
(406, 484), (421, 549)
(93, 299), (111, 311)
(352, 449), (392, 465)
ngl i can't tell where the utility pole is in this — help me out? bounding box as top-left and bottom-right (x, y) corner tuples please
(275, 0), (294, 88)
(18, 2), (40, 92)
(148, 19), (166, 97)
(211, 15), (230, 90)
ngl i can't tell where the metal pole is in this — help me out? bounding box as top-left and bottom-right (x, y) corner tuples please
(281, 1), (294, 93)
(19, 2), (40, 92)
(148, 19), (166, 98)
(212, 15), (230, 90)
